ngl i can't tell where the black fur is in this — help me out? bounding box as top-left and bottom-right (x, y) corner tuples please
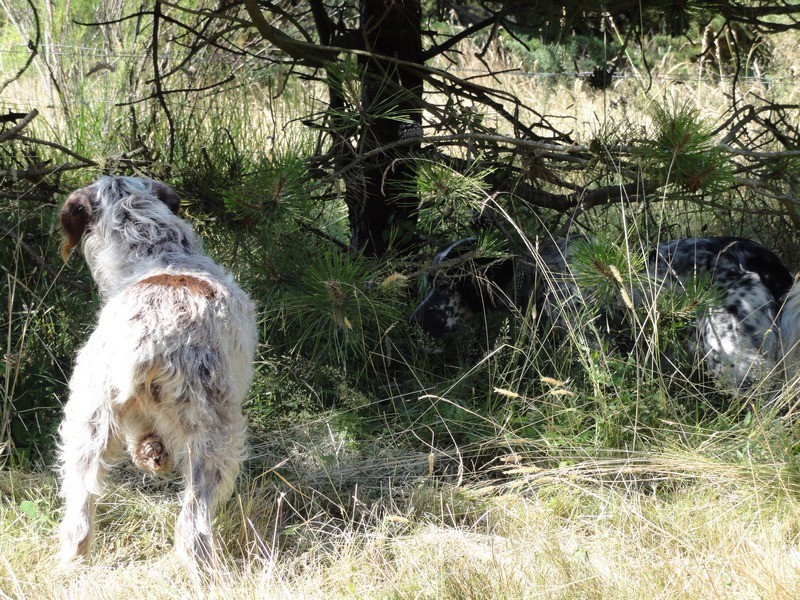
(412, 236), (793, 396)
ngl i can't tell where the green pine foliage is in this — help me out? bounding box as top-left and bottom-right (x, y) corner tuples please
(636, 100), (734, 195)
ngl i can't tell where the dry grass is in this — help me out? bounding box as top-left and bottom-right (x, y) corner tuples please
(2, 416), (799, 599)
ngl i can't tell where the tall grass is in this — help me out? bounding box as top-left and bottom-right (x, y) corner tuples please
(2, 3), (800, 597)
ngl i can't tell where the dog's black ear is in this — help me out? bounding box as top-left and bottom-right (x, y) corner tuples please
(59, 188), (95, 261)
(432, 237), (478, 265)
(150, 181), (181, 215)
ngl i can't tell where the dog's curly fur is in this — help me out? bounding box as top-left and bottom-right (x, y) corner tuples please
(411, 236), (795, 397)
(57, 176), (257, 566)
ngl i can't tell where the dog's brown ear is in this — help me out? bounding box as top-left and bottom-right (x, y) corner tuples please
(150, 181), (181, 215)
(59, 188), (94, 261)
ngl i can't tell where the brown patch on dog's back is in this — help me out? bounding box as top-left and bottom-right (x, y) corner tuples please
(59, 188), (95, 261)
(137, 274), (216, 299)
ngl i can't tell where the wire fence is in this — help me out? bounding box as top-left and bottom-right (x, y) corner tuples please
(0, 42), (785, 112)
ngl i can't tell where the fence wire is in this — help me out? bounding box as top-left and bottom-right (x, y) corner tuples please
(0, 42), (783, 112)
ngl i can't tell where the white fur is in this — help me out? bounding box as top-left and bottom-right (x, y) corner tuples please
(779, 278), (800, 384)
(57, 176), (257, 567)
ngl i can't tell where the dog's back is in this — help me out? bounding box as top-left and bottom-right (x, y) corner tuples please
(648, 237), (791, 393)
(105, 271), (256, 451)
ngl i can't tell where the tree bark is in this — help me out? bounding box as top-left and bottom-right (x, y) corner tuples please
(348, 0), (422, 257)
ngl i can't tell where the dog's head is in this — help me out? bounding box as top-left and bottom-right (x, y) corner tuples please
(410, 238), (520, 336)
(59, 177), (181, 261)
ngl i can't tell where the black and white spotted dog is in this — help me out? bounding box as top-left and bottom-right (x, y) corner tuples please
(410, 236), (573, 334)
(411, 235), (797, 396)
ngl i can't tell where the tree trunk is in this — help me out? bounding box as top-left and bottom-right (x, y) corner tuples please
(347, 0), (422, 257)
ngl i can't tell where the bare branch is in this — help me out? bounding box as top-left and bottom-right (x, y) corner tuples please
(0, 110), (39, 143)
(421, 12), (502, 61)
(0, 0), (40, 95)
(152, 1), (176, 165)
(244, 0), (335, 67)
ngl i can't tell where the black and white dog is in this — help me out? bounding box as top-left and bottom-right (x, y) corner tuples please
(411, 235), (797, 396)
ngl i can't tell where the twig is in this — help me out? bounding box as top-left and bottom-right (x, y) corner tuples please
(15, 135), (97, 165)
(0, 224), (93, 293)
(0, 110), (39, 143)
(152, 1), (176, 166)
(0, 0), (40, 95)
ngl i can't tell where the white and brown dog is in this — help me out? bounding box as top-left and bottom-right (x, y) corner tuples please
(57, 176), (257, 566)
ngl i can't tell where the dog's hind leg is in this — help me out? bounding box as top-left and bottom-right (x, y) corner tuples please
(173, 412), (247, 567)
(57, 402), (119, 564)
